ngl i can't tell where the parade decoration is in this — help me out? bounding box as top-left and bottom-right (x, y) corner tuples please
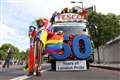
(49, 35), (92, 60)
(46, 44), (63, 51)
(49, 44), (71, 60)
(46, 32), (64, 45)
(72, 35), (92, 60)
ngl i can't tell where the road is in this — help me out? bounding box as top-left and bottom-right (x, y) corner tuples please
(0, 64), (119, 80)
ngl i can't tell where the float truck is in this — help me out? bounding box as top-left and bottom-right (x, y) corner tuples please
(47, 7), (94, 71)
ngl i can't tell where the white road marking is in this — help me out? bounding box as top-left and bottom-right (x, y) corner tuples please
(9, 68), (51, 80)
(10, 75), (31, 80)
(41, 68), (51, 73)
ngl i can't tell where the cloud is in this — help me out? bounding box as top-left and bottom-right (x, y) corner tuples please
(0, 23), (29, 51)
(95, 0), (120, 14)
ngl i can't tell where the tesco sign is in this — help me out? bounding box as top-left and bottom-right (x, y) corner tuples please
(55, 13), (84, 22)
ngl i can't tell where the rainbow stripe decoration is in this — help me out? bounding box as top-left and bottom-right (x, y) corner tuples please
(36, 29), (48, 48)
(45, 33), (64, 53)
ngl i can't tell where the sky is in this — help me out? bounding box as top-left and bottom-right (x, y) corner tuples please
(0, 0), (120, 51)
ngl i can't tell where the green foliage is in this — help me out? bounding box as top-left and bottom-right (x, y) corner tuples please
(0, 50), (6, 60)
(116, 15), (120, 20)
(88, 12), (120, 47)
(20, 50), (28, 60)
(0, 43), (29, 60)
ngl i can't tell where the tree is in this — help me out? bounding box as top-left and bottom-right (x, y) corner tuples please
(0, 43), (19, 60)
(117, 15), (120, 25)
(88, 12), (120, 47)
(0, 43), (30, 60)
(0, 50), (6, 60)
(87, 12), (120, 63)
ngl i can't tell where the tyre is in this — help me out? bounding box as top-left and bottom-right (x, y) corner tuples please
(86, 61), (90, 69)
(51, 60), (56, 71)
(87, 54), (94, 63)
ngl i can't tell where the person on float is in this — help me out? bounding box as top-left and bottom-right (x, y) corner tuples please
(50, 11), (58, 24)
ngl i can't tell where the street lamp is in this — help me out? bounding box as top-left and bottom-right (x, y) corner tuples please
(94, 25), (100, 63)
(71, 1), (83, 9)
(88, 24), (101, 63)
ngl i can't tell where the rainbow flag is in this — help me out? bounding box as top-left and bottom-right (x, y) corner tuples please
(45, 33), (64, 53)
(36, 29), (48, 48)
(46, 33), (64, 45)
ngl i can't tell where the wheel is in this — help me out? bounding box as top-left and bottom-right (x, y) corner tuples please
(86, 54), (94, 69)
(87, 54), (94, 63)
(86, 61), (90, 69)
(51, 60), (56, 71)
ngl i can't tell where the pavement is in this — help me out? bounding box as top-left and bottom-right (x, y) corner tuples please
(90, 63), (120, 71)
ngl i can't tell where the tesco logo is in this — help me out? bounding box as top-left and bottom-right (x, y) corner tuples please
(55, 13), (84, 22)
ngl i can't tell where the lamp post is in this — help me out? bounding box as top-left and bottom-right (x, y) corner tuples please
(94, 25), (100, 63)
(71, 0), (83, 9)
(89, 24), (100, 63)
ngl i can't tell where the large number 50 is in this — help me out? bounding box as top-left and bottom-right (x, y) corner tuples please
(49, 35), (92, 60)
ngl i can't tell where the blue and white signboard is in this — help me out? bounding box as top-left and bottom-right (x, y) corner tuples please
(56, 60), (87, 71)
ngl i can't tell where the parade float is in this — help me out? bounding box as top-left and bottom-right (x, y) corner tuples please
(28, 5), (95, 74)
(47, 6), (95, 71)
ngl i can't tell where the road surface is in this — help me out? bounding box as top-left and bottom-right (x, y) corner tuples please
(0, 64), (119, 80)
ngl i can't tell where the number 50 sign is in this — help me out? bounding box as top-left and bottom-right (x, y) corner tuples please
(49, 35), (92, 60)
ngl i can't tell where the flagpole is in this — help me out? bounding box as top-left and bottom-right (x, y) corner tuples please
(81, 0), (83, 9)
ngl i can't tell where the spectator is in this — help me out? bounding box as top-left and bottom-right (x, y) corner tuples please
(2, 48), (13, 68)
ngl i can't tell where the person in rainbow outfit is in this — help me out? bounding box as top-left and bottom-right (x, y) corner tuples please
(28, 17), (64, 76)
(28, 17), (51, 76)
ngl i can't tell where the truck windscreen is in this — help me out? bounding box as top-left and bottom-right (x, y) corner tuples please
(53, 26), (87, 35)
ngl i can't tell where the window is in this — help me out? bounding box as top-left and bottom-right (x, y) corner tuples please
(53, 26), (87, 35)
